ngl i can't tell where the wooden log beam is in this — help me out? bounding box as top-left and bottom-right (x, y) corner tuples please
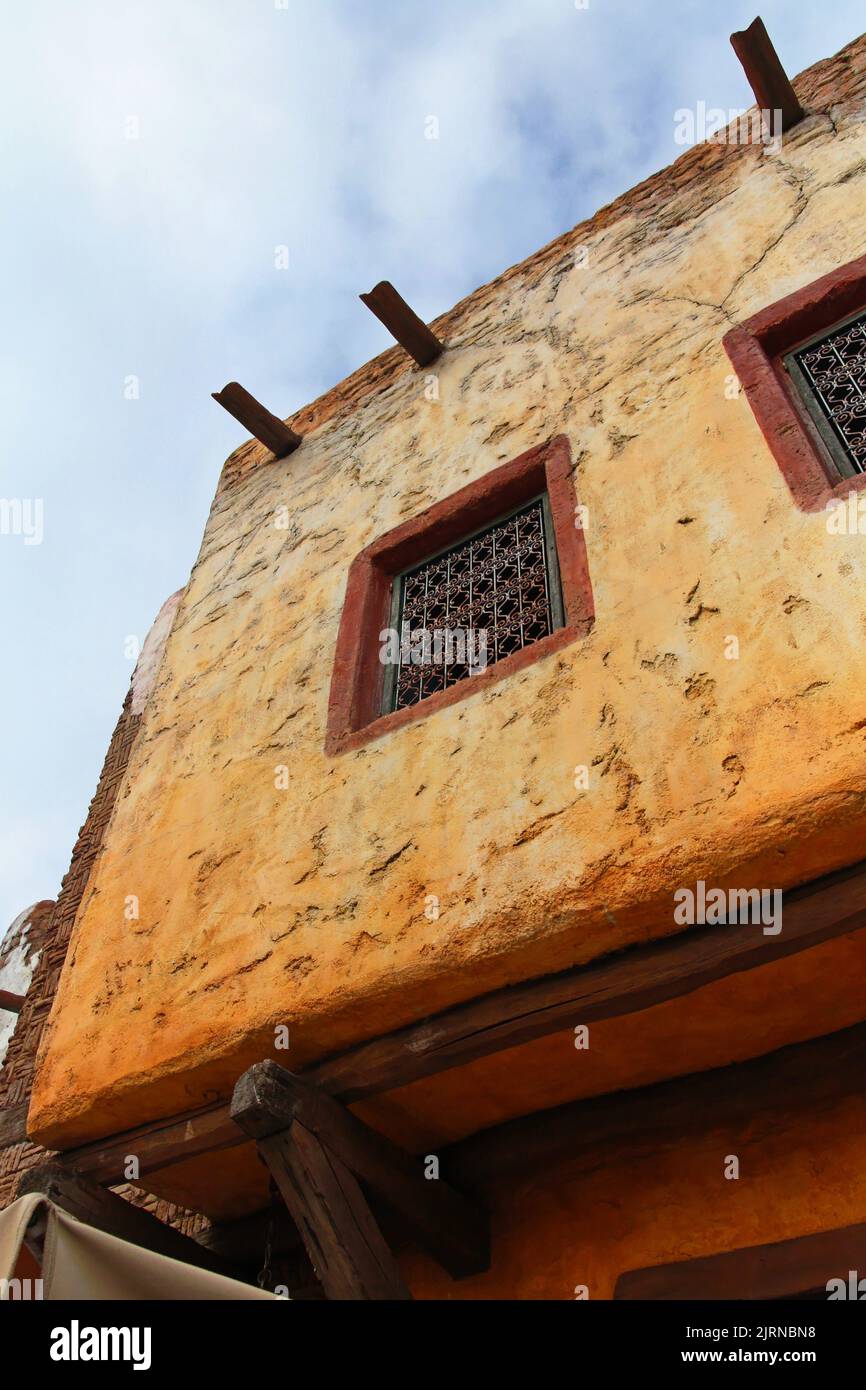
(241, 1121), (411, 1300)
(0, 988), (24, 1013)
(16, 1162), (243, 1280)
(194, 1017), (866, 1290)
(730, 17), (805, 132)
(231, 1061), (488, 1278)
(59, 856), (866, 1181)
(212, 382), (302, 458)
(615, 1221), (866, 1300)
(445, 1019), (866, 1193)
(360, 281), (443, 367)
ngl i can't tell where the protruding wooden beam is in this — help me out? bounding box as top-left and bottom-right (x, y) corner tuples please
(360, 281), (443, 367)
(0, 989), (24, 1013)
(730, 16), (805, 132)
(59, 1098), (241, 1185)
(212, 382), (302, 458)
(16, 1162), (242, 1280)
(253, 1123), (411, 1300)
(232, 1061), (489, 1279)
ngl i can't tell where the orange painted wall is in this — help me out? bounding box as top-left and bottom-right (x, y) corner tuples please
(401, 1092), (866, 1300)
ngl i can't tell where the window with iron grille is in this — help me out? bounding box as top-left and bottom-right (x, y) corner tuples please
(784, 308), (866, 479)
(382, 495), (564, 714)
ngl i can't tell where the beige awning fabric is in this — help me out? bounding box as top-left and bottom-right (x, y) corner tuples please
(0, 1195), (280, 1300)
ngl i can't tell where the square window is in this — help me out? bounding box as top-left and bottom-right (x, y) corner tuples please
(382, 495), (565, 715)
(724, 252), (866, 510)
(783, 309), (866, 479)
(325, 436), (594, 754)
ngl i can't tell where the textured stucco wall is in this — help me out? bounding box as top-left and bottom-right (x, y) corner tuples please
(29, 36), (866, 1147)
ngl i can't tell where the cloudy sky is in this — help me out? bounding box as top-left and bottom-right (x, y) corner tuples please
(1, 0), (863, 931)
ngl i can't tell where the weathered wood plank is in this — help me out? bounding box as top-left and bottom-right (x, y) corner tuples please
(16, 1162), (242, 1279)
(360, 281), (443, 367)
(62, 1100), (241, 1185)
(730, 17), (804, 132)
(232, 1061), (488, 1277)
(615, 1221), (866, 1300)
(256, 1123), (411, 1300)
(212, 382), (302, 457)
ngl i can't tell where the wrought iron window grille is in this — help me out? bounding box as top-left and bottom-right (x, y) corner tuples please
(783, 308), (866, 480)
(381, 494), (564, 715)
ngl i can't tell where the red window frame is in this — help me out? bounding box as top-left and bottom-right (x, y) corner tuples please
(723, 252), (866, 511)
(325, 434), (595, 755)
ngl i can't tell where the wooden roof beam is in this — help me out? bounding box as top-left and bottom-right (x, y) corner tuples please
(360, 281), (444, 367)
(730, 16), (805, 132)
(0, 989), (24, 1013)
(212, 382), (302, 458)
(57, 1097), (241, 1186)
(616, 1220), (866, 1300)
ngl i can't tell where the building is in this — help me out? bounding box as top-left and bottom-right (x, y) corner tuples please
(3, 20), (866, 1300)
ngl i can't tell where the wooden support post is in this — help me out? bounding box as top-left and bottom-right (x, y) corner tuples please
(212, 382), (302, 458)
(0, 988), (24, 1013)
(730, 17), (805, 132)
(232, 1062), (414, 1299)
(232, 1061), (489, 1279)
(360, 281), (444, 367)
(16, 1163), (243, 1280)
(257, 1124), (411, 1300)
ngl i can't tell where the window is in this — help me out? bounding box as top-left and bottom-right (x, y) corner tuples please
(326, 435), (594, 755)
(382, 495), (564, 715)
(783, 309), (866, 479)
(723, 252), (866, 510)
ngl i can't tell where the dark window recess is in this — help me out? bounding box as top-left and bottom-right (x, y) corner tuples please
(383, 495), (564, 714)
(784, 308), (866, 478)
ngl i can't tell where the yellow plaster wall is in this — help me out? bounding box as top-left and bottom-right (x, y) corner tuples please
(29, 43), (866, 1146)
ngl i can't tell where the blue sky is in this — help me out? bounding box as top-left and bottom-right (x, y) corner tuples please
(1, 0), (863, 931)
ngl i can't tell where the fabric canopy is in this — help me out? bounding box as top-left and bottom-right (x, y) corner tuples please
(0, 1194), (279, 1300)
